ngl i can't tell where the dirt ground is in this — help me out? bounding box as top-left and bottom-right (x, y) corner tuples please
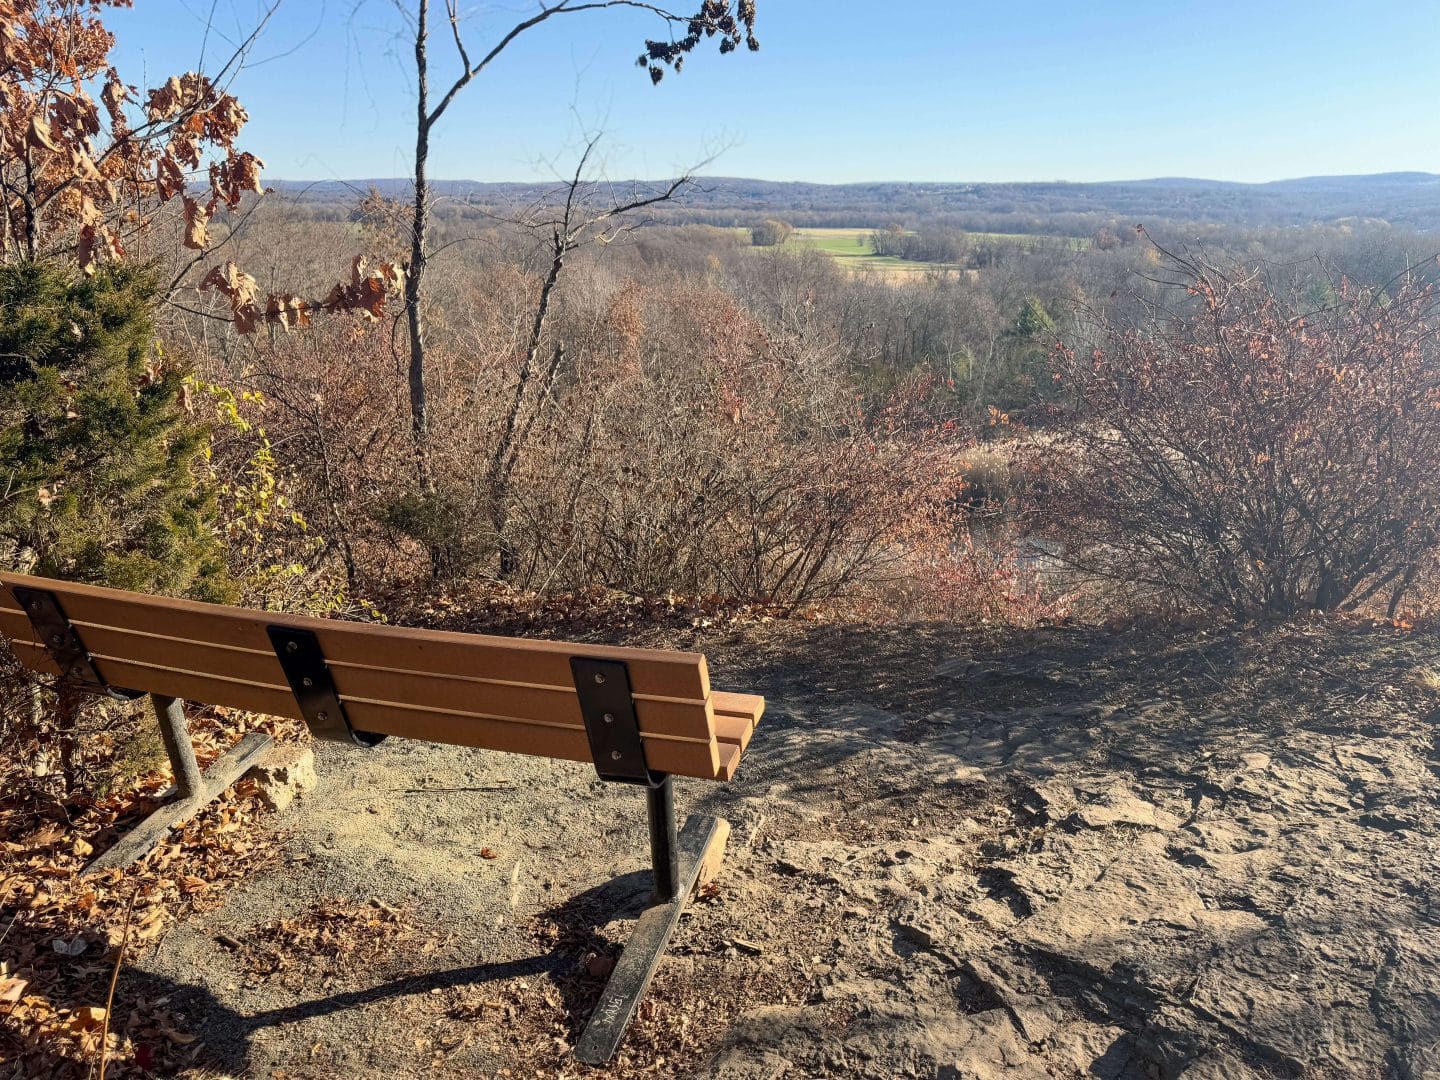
(117, 617), (1440, 1079)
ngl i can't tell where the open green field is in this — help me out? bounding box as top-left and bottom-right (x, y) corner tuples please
(785, 227), (953, 276)
(741, 226), (1088, 277)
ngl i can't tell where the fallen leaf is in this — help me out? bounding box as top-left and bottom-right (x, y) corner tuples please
(70, 1005), (106, 1029)
(0, 977), (28, 1004)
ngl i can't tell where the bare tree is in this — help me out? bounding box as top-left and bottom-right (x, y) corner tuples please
(394, 0), (761, 488)
(487, 138), (700, 576)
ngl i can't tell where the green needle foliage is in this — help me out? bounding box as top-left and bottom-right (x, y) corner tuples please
(0, 261), (233, 601)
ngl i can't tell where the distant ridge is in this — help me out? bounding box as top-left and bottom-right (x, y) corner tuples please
(268, 172), (1440, 233)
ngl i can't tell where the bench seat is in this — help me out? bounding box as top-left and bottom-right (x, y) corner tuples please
(0, 573), (762, 781)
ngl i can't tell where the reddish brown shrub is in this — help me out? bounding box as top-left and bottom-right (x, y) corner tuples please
(1031, 248), (1440, 619)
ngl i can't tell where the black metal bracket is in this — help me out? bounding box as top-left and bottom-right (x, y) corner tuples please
(267, 625), (385, 747)
(571, 657), (661, 786)
(10, 586), (139, 699)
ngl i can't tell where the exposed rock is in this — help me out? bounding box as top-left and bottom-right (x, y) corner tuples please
(1072, 792), (1182, 832)
(247, 743), (317, 812)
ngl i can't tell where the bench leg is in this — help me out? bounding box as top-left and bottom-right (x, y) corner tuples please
(574, 795), (728, 1066)
(647, 775), (680, 902)
(154, 693), (204, 800)
(82, 696), (273, 877)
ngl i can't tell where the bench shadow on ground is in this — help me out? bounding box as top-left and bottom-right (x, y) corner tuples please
(127, 868), (658, 1075)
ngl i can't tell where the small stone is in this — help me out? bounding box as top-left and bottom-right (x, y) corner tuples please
(52, 936), (87, 956)
(248, 744), (317, 812)
(893, 916), (938, 948)
(947, 765), (986, 785)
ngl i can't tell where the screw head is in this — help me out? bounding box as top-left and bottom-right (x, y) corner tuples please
(50, 633), (64, 646)
(70, 662), (86, 676)
(610, 750), (623, 761)
(316, 710), (329, 723)
(593, 672), (606, 685)
(301, 676), (314, 688)
(28, 600), (41, 612)
(603, 712), (615, 724)
(286, 640), (299, 653)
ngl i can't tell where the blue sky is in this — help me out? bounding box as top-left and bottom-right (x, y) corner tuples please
(107, 1), (1440, 185)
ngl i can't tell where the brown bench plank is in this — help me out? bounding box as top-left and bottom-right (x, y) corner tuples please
(0, 576), (710, 701)
(6, 633), (723, 777)
(0, 612), (714, 741)
(1, 576), (763, 782)
(337, 701), (716, 777)
(713, 691), (764, 725)
(714, 741), (742, 781)
(7, 638), (63, 675)
(713, 712), (751, 749)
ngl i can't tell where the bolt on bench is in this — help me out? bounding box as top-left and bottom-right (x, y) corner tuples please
(0, 572), (764, 1065)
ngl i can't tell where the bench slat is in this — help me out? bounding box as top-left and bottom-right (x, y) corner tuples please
(7, 637), (725, 778)
(0, 610), (714, 741)
(713, 691), (764, 726)
(0, 575), (763, 782)
(0, 576), (709, 701)
(714, 741), (742, 781)
(338, 701), (718, 777)
(713, 712), (752, 750)
(5, 630), (731, 783)
(8, 638), (63, 676)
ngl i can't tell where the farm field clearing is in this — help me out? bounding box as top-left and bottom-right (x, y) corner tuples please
(745, 226), (1089, 278)
(787, 227), (954, 276)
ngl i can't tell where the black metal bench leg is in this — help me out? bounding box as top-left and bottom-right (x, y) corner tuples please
(82, 694), (273, 877)
(647, 775), (679, 902)
(574, 791), (726, 1066)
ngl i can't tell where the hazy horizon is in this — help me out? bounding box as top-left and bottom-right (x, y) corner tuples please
(262, 170), (1440, 188)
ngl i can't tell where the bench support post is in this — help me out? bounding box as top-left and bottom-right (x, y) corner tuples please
(154, 693), (203, 801)
(9, 586), (276, 877)
(575, 811), (727, 1066)
(646, 775), (679, 903)
(567, 655), (730, 1062)
(82, 712), (273, 878)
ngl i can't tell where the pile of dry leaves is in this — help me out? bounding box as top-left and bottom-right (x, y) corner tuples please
(240, 899), (432, 994)
(0, 709), (299, 1079)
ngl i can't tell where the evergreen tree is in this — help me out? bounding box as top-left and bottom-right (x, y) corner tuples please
(0, 262), (233, 601)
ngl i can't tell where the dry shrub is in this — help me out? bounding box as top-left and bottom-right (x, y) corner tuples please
(236, 318), (413, 593)
(478, 282), (970, 610)
(1031, 247), (1440, 620)
(186, 244), (1039, 623)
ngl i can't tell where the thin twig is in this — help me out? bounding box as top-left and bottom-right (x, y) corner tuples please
(97, 887), (139, 1080)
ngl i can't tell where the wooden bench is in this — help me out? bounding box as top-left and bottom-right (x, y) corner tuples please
(0, 572), (764, 1064)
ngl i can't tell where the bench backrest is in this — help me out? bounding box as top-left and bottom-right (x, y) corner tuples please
(0, 573), (760, 781)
